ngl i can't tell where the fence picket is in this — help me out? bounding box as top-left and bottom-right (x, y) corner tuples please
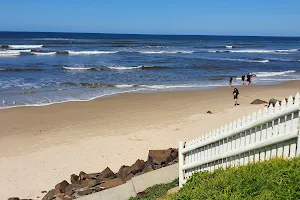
(179, 92), (300, 187)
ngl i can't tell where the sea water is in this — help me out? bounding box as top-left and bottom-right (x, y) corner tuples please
(0, 32), (300, 108)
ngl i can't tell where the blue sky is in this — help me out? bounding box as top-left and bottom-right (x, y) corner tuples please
(0, 0), (299, 36)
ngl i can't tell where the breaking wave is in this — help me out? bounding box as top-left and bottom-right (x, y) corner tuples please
(62, 66), (97, 71)
(254, 70), (296, 77)
(67, 50), (119, 55)
(208, 49), (299, 54)
(107, 65), (169, 70)
(1, 45), (43, 49)
(139, 50), (194, 54)
(31, 52), (56, 55)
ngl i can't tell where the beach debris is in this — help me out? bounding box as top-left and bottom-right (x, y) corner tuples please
(41, 191), (47, 194)
(207, 110), (213, 114)
(251, 99), (268, 105)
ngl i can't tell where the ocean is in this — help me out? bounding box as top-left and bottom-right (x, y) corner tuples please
(0, 32), (299, 108)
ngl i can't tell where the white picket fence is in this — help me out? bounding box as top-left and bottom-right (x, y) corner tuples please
(178, 93), (300, 187)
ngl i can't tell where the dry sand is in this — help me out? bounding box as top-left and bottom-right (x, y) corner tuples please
(0, 81), (299, 199)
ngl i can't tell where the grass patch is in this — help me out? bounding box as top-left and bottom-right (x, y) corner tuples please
(129, 178), (178, 200)
(169, 157), (300, 200)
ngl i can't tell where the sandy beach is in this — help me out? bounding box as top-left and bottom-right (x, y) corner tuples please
(0, 81), (299, 199)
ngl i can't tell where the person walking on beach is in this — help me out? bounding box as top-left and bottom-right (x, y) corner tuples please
(233, 88), (239, 106)
(241, 74), (245, 85)
(229, 77), (233, 87)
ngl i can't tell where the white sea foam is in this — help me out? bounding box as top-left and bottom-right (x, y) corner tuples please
(140, 84), (200, 89)
(62, 66), (94, 70)
(0, 49), (32, 56)
(209, 49), (298, 54)
(33, 38), (72, 40)
(31, 52), (56, 55)
(201, 57), (269, 63)
(275, 49), (298, 52)
(254, 70), (296, 77)
(107, 66), (142, 70)
(226, 45), (233, 49)
(145, 46), (164, 48)
(67, 50), (118, 55)
(115, 84), (136, 88)
(0, 51), (20, 56)
(139, 50), (194, 54)
(8, 45), (43, 49)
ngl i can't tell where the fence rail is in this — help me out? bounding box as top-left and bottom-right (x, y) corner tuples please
(179, 93), (300, 187)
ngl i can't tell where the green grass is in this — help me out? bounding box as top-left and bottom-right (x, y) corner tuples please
(169, 157), (300, 200)
(129, 178), (178, 200)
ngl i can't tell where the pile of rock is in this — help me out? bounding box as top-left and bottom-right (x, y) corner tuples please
(35, 148), (178, 200)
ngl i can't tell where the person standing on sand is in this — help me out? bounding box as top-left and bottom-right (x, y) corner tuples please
(233, 88), (239, 106)
(246, 73), (251, 85)
(249, 73), (253, 85)
(241, 74), (245, 85)
(229, 77), (233, 87)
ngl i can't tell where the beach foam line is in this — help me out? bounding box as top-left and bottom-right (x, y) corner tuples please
(1, 45), (43, 49)
(254, 70), (296, 77)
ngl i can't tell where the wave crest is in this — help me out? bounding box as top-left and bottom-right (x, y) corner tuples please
(254, 70), (296, 77)
(107, 65), (169, 70)
(1, 45), (43, 49)
(62, 66), (96, 71)
(139, 50), (194, 54)
(67, 50), (118, 55)
(31, 52), (56, 55)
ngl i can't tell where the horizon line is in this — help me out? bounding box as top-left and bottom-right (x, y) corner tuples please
(0, 30), (299, 38)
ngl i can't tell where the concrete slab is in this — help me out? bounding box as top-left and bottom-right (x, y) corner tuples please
(78, 180), (136, 200)
(131, 164), (179, 193)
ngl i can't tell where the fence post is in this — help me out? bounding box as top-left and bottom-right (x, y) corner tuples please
(179, 141), (185, 187)
(296, 93), (300, 156)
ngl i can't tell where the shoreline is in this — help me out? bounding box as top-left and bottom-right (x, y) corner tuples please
(0, 80), (299, 199)
(0, 79), (294, 111)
